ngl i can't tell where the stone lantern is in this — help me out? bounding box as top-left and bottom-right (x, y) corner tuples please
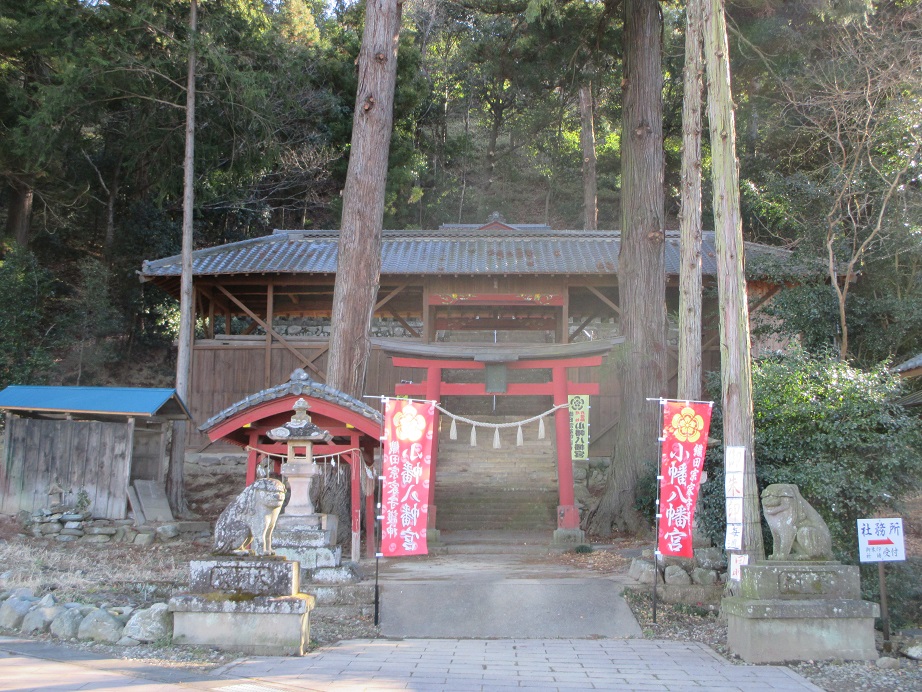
(267, 398), (332, 516)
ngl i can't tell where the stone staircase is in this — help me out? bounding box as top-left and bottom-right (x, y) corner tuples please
(434, 416), (559, 531)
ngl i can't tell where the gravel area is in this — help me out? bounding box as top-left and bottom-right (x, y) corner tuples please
(623, 588), (922, 692)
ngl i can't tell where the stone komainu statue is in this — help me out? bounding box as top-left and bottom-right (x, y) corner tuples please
(213, 478), (287, 556)
(761, 484), (834, 561)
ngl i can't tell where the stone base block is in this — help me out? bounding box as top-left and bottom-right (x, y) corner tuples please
(306, 562), (362, 584)
(425, 528), (441, 545)
(277, 545), (341, 569)
(169, 594), (314, 656)
(655, 583), (723, 606)
(723, 596), (879, 663)
(552, 528), (585, 545)
(188, 559), (299, 596)
(274, 528), (336, 550)
(308, 582), (374, 606)
(740, 561), (860, 600)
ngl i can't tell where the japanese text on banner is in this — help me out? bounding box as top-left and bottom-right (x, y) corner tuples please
(381, 399), (435, 557)
(568, 395), (589, 461)
(656, 401), (713, 559)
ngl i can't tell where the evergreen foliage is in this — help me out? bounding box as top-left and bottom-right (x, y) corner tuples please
(693, 350), (922, 558)
(0, 0), (918, 390)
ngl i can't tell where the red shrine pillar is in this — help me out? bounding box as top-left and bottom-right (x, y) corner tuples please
(425, 366), (442, 537)
(245, 430), (260, 485)
(349, 436), (361, 562)
(552, 365), (582, 539)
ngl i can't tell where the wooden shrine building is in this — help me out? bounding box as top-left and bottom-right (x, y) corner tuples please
(140, 216), (789, 538)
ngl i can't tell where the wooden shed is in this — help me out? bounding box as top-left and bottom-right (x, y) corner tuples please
(0, 386), (190, 519)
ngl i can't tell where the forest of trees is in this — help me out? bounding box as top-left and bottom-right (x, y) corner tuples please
(1, 0), (920, 386)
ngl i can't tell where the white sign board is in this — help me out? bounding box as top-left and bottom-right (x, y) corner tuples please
(729, 553), (749, 581)
(725, 523), (742, 551)
(857, 517), (905, 563)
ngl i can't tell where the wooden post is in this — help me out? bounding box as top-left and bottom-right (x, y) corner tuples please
(264, 282), (274, 389)
(879, 562), (891, 650)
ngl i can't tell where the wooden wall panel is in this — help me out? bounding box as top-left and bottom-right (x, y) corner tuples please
(0, 419), (132, 519)
(131, 427), (166, 482)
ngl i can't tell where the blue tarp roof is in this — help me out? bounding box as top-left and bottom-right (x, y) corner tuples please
(0, 386), (190, 419)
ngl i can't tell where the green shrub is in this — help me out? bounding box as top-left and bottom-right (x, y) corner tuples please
(697, 348), (922, 559)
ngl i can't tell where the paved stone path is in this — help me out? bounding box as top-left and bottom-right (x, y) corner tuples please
(217, 638), (823, 691)
(0, 635), (822, 691)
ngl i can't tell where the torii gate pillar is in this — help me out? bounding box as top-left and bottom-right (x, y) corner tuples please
(553, 365), (585, 544)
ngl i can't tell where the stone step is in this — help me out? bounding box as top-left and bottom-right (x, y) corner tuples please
(311, 603), (375, 619)
(432, 415), (558, 531)
(305, 582), (374, 606)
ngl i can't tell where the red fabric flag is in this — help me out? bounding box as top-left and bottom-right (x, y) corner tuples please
(656, 401), (713, 558)
(381, 399), (435, 557)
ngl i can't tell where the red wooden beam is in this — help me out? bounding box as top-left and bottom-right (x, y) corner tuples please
(394, 382), (600, 397)
(434, 318), (555, 331)
(508, 356), (604, 369)
(428, 292), (564, 306)
(391, 355), (604, 370)
(392, 357), (486, 370)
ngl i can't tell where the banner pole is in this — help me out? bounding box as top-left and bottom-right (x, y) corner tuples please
(373, 397), (386, 627)
(650, 397), (666, 624)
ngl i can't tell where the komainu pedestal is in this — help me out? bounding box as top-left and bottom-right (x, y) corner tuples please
(169, 559), (315, 656)
(723, 562), (879, 663)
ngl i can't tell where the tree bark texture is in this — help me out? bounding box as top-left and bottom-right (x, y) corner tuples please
(5, 179), (33, 246)
(678, 0), (704, 401)
(327, 0), (402, 399)
(586, 0), (666, 536)
(579, 84), (598, 231)
(168, 0), (197, 518)
(702, 0), (764, 560)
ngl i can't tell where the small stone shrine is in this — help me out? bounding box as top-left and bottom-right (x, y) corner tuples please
(168, 480), (315, 656)
(722, 484), (879, 663)
(268, 398), (357, 584)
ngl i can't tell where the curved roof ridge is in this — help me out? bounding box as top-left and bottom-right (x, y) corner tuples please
(200, 368), (382, 433)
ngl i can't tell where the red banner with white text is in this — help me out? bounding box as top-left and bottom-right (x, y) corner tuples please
(656, 401), (713, 558)
(381, 399), (435, 557)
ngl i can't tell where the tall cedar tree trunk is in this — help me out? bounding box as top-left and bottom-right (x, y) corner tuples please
(167, 0), (197, 517)
(678, 0), (704, 401)
(585, 0), (666, 536)
(327, 0), (401, 398)
(579, 85), (598, 231)
(5, 179), (33, 246)
(324, 0), (401, 543)
(702, 0), (764, 560)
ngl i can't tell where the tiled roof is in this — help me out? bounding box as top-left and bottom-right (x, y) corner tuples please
(200, 368), (382, 433)
(141, 229), (790, 279)
(893, 353), (922, 375)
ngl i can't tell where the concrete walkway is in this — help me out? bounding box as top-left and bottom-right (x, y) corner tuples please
(377, 543), (641, 639)
(0, 635), (822, 691)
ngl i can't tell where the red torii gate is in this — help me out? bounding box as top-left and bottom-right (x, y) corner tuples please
(384, 341), (612, 539)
